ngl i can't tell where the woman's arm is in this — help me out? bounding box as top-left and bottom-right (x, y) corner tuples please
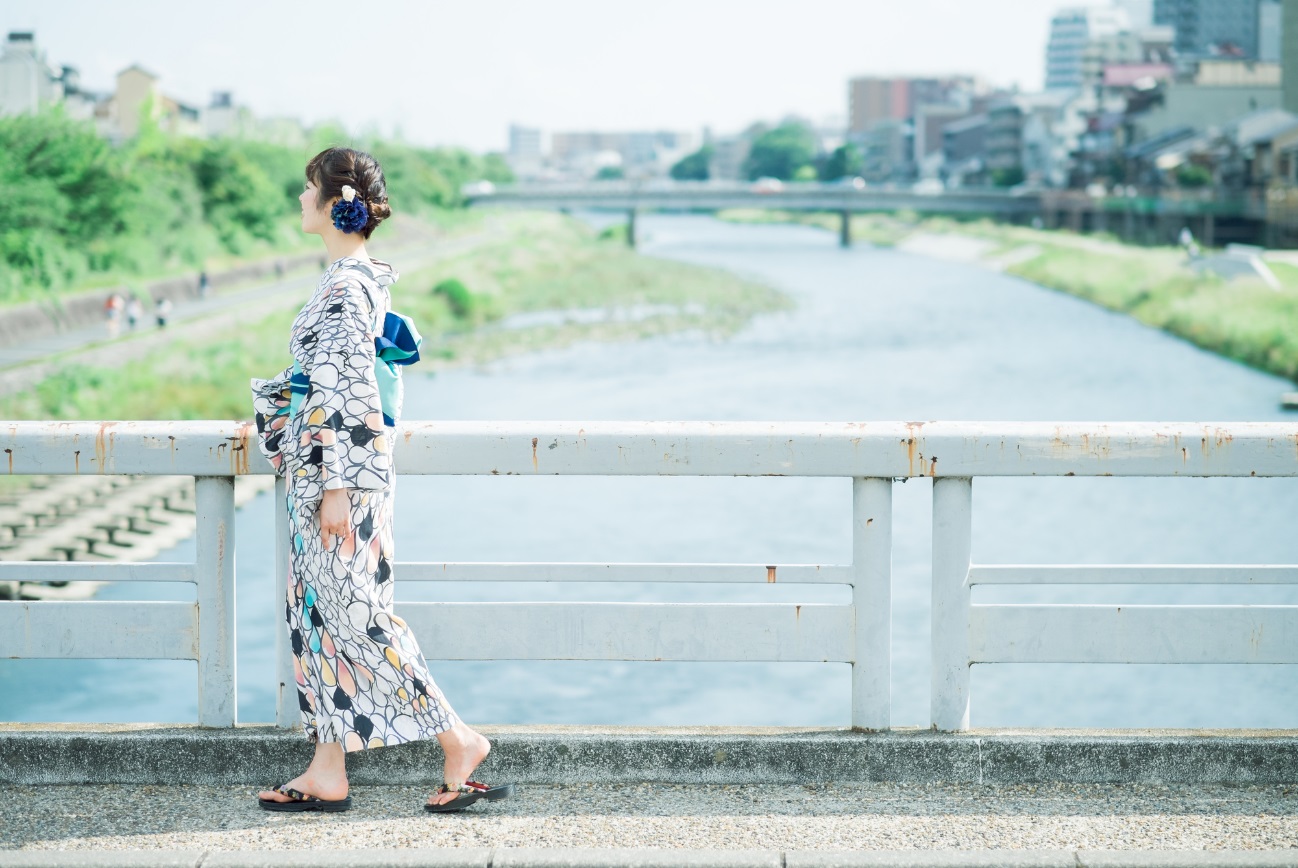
(300, 273), (391, 543)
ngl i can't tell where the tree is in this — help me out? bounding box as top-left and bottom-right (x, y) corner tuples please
(991, 166), (1025, 188)
(595, 166), (625, 180)
(742, 122), (816, 181)
(670, 145), (712, 180)
(819, 144), (863, 181)
(1175, 164), (1212, 188)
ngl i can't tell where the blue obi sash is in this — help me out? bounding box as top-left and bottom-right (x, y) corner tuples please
(289, 310), (422, 427)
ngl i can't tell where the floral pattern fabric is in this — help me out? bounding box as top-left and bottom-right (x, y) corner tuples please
(251, 256), (459, 751)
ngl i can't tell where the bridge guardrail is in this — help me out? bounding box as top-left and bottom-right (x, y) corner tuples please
(1, 420), (1295, 730)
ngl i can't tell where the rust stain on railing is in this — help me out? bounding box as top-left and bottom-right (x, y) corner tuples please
(229, 424), (254, 475)
(531, 437), (539, 472)
(94, 422), (117, 474)
(766, 566), (777, 583)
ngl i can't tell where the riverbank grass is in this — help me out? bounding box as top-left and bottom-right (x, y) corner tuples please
(0, 211), (790, 422)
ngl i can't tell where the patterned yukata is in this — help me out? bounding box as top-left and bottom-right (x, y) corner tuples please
(251, 256), (460, 752)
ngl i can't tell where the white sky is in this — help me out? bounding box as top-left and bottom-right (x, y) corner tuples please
(7, 0), (1112, 152)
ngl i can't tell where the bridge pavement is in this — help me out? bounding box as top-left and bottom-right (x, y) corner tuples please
(0, 779), (1293, 866)
(0, 726), (1295, 866)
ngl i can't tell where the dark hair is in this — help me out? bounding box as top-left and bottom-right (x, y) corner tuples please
(305, 147), (392, 240)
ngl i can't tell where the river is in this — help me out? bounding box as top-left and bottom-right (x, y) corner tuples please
(3, 213), (1296, 729)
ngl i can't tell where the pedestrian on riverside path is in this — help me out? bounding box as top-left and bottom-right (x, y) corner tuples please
(103, 293), (124, 338)
(125, 296), (143, 331)
(198, 270), (210, 299)
(250, 146), (514, 815)
(154, 296), (172, 328)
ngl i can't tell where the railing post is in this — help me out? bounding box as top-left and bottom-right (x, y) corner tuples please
(194, 476), (236, 726)
(931, 476), (972, 731)
(274, 475), (297, 729)
(851, 477), (892, 730)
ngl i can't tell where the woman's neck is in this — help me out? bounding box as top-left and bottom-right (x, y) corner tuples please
(322, 232), (368, 266)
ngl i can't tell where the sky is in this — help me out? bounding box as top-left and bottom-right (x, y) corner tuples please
(6, 0), (1113, 153)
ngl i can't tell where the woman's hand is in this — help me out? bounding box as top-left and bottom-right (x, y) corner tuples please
(319, 488), (351, 548)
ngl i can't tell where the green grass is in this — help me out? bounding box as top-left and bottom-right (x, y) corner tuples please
(1009, 243), (1298, 381)
(0, 211), (790, 422)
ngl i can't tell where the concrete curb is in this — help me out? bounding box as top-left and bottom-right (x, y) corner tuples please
(1, 849), (1297, 868)
(2, 726), (1297, 786)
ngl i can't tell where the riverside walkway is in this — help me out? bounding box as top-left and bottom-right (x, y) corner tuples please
(1, 726), (1296, 866)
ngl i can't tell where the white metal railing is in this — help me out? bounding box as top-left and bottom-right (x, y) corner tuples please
(1, 420), (1295, 731)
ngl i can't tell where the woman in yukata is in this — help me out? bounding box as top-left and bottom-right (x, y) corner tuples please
(251, 146), (514, 814)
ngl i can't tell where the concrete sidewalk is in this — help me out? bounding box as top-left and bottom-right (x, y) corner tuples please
(0, 727), (1294, 865)
(0, 779), (1294, 865)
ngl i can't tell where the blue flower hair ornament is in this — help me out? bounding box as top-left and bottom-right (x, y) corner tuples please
(331, 184), (369, 234)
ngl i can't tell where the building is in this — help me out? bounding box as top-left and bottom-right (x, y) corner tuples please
(1153, 0), (1262, 59)
(0, 31), (61, 116)
(985, 91), (1087, 186)
(1081, 29), (1147, 89)
(550, 129), (693, 179)
(1115, 0), (1155, 29)
(848, 77), (910, 133)
(1045, 6), (1131, 90)
(942, 113), (990, 185)
(203, 91), (244, 138)
(1130, 60), (1282, 139)
(913, 103), (972, 169)
(846, 75), (984, 178)
(847, 76), (977, 133)
(1260, 0), (1283, 62)
(707, 133), (751, 181)
(1285, 0), (1298, 114)
(506, 124), (544, 179)
(857, 119), (910, 181)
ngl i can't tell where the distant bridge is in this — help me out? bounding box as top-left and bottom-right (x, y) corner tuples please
(465, 182), (1041, 247)
(465, 181), (1267, 248)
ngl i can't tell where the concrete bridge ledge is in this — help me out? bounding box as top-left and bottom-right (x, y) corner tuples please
(1, 724), (1295, 787)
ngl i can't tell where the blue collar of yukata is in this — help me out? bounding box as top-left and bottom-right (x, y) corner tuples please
(331, 184), (369, 234)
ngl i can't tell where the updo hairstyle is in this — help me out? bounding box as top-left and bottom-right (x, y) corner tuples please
(305, 147), (392, 239)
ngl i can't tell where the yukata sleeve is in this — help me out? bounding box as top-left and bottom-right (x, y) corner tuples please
(302, 274), (390, 490)
(250, 364), (293, 477)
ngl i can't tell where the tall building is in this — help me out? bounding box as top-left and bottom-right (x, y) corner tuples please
(1260, 0), (1283, 62)
(1153, 0), (1262, 58)
(847, 76), (977, 132)
(1115, 0), (1155, 29)
(847, 77), (912, 132)
(0, 31), (61, 116)
(1046, 7), (1131, 91)
(506, 124), (544, 180)
(1283, 0), (1298, 113)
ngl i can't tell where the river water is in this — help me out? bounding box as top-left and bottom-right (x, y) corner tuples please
(3, 213), (1296, 729)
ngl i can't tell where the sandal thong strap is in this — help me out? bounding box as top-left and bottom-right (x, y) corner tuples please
(275, 784), (321, 802)
(437, 781), (488, 795)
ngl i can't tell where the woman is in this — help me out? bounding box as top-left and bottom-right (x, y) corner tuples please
(251, 147), (513, 814)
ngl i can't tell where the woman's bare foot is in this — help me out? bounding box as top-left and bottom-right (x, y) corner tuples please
(258, 741), (349, 803)
(426, 722), (492, 808)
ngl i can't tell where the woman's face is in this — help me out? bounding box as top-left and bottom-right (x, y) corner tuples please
(299, 176), (334, 236)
